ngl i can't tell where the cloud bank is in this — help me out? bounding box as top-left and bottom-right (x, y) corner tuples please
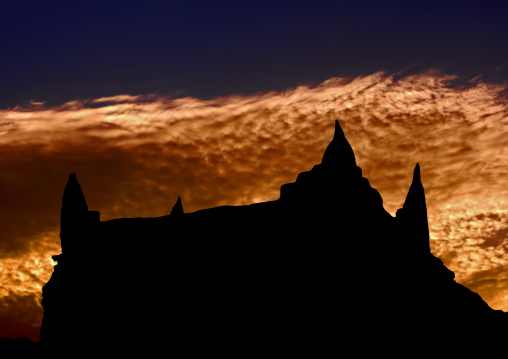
(1, 71), (507, 340)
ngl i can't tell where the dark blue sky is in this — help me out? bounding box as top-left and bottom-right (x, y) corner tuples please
(2, 0), (507, 108)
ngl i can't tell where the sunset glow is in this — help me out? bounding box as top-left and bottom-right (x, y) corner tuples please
(1, 71), (507, 340)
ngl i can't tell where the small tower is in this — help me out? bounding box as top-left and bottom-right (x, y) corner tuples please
(170, 196), (184, 216)
(59, 173), (99, 255)
(396, 163), (430, 253)
(321, 120), (358, 171)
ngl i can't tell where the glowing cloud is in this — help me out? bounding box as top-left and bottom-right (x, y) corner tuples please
(0, 71), (507, 340)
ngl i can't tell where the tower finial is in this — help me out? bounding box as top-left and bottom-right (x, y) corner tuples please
(413, 162), (421, 180)
(60, 173), (89, 253)
(170, 196), (184, 216)
(321, 120), (357, 169)
(398, 163), (430, 252)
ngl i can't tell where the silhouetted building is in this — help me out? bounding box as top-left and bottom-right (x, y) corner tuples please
(40, 120), (507, 355)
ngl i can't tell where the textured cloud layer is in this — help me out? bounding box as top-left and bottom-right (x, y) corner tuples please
(1, 71), (507, 340)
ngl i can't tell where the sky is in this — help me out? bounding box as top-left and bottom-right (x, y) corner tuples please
(1, 0), (508, 341)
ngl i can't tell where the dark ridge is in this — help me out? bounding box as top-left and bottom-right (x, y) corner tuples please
(39, 120), (508, 355)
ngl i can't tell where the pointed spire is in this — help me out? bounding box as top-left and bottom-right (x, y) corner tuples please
(400, 163), (430, 251)
(170, 196), (184, 216)
(60, 173), (89, 253)
(61, 173), (88, 221)
(403, 163), (424, 211)
(321, 120), (357, 169)
(413, 162), (420, 180)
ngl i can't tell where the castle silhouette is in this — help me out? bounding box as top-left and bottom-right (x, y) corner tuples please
(40, 120), (507, 355)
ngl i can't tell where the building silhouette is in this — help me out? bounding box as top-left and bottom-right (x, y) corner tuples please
(40, 120), (507, 355)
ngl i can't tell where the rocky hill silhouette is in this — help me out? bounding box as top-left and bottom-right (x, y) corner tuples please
(39, 120), (507, 355)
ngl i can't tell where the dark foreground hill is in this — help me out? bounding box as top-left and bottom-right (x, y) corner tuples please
(38, 120), (506, 355)
(0, 338), (39, 357)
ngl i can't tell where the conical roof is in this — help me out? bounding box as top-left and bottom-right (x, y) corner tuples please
(401, 163), (430, 249)
(60, 173), (89, 253)
(170, 196), (184, 216)
(321, 120), (357, 169)
(61, 173), (88, 224)
(403, 164), (425, 211)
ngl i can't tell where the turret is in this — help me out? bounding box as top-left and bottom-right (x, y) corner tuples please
(59, 173), (99, 255)
(396, 163), (430, 252)
(280, 120), (362, 200)
(321, 120), (357, 170)
(170, 196), (184, 216)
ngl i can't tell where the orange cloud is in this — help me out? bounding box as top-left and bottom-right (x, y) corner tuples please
(0, 71), (507, 340)
(0, 291), (42, 340)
